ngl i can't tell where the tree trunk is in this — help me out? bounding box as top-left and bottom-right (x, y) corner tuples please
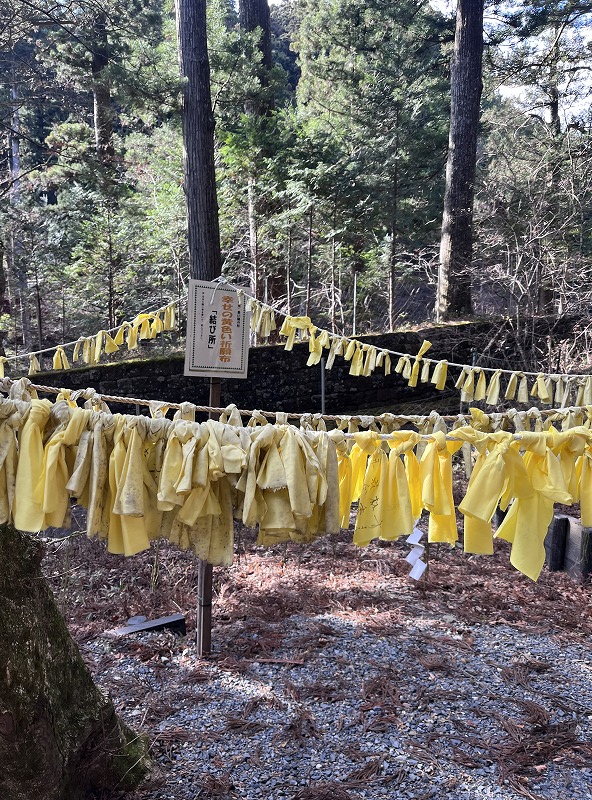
(388, 152), (399, 332)
(0, 524), (150, 800)
(175, 0), (223, 281)
(239, 0), (276, 300)
(34, 259), (42, 352)
(91, 12), (115, 168)
(331, 214), (336, 334)
(239, 0), (274, 115)
(8, 61), (32, 350)
(436, 0), (484, 320)
(248, 176), (259, 298)
(306, 205), (313, 316)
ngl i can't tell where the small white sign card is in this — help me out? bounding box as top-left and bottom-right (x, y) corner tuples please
(184, 280), (250, 378)
(409, 558), (427, 580)
(405, 544), (425, 566)
(406, 527), (424, 545)
(406, 525), (427, 580)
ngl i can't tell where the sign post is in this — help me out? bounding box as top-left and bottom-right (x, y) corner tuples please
(184, 280), (250, 657)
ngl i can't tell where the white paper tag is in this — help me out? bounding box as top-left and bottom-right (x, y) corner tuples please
(406, 527), (424, 545)
(405, 544), (425, 566)
(409, 558), (427, 580)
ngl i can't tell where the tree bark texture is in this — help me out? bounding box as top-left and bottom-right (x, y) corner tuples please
(239, 0), (276, 300)
(239, 0), (274, 103)
(0, 524), (150, 800)
(175, 0), (222, 281)
(91, 12), (115, 168)
(436, 0), (484, 320)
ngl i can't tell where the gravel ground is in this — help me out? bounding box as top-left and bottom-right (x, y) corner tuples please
(42, 528), (592, 800)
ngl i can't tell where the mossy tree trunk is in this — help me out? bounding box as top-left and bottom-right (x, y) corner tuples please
(0, 524), (150, 800)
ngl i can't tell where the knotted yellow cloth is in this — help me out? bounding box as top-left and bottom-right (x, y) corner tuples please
(431, 360), (448, 391)
(408, 340), (432, 388)
(279, 316), (313, 350)
(28, 354), (41, 376)
(459, 430), (530, 554)
(35, 405), (91, 528)
(95, 330), (119, 359)
(13, 399), (54, 531)
(495, 431), (572, 581)
(419, 431), (463, 544)
(378, 431), (422, 540)
(52, 347), (70, 371)
(0, 399), (28, 525)
(163, 303), (176, 331)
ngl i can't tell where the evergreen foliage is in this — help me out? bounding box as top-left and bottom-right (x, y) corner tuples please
(2, 0), (592, 359)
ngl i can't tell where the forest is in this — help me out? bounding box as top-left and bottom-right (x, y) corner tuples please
(4, 5), (592, 800)
(3, 0), (592, 371)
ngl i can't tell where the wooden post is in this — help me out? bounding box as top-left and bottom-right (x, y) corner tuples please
(544, 515), (569, 572)
(196, 559), (213, 657)
(196, 376), (221, 657)
(582, 527), (592, 582)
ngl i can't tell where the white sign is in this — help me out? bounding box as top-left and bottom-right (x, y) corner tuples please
(409, 559), (427, 580)
(184, 280), (250, 378)
(406, 527), (424, 545)
(405, 544), (425, 566)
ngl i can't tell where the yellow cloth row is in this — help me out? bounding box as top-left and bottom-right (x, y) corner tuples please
(248, 299), (592, 407)
(1, 393), (591, 580)
(4, 303), (178, 379)
(339, 425), (592, 581)
(1, 397), (339, 566)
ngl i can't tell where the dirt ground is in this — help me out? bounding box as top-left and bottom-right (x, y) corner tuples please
(41, 526), (592, 800)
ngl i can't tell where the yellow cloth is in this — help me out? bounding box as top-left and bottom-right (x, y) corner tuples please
(28, 354), (41, 376)
(307, 329), (323, 367)
(353, 437), (386, 546)
(531, 373), (552, 405)
(329, 430), (353, 529)
(474, 370), (487, 401)
(431, 360), (448, 390)
(163, 303), (176, 331)
(150, 313), (164, 338)
(485, 370), (502, 406)
(0, 400), (28, 524)
(13, 399), (53, 531)
(52, 347), (70, 371)
(408, 340), (432, 388)
(459, 430), (530, 554)
(376, 350), (391, 375)
(495, 431), (572, 581)
(350, 431), (378, 502)
(35, 406), (90, 528)
(505, 372), (518, 400)
(419, 431), (463, 544)
(279, 316), (313, 350)
(95, 330), (119, 358)
(114, 322), (130, 347)
(108, 416), (152, 555)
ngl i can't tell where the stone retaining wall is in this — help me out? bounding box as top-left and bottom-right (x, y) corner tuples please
(35, 317), (571, 416)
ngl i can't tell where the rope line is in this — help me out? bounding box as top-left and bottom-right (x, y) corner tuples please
(12, 378), (591, 426)
(240, 286), (592, 381)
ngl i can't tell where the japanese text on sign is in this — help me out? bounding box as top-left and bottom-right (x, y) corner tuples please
(184, 280), (250, 378)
